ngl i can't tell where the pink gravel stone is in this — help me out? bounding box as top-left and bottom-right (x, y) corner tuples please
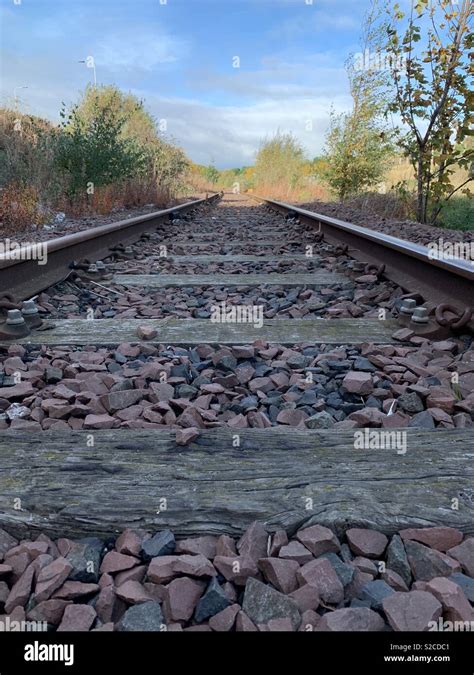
(299, 609), (320, 631)
(258, 558), (299, 594)
(447, 538), (474, 577)
(346, 528), (388, 558)
(0, 382), (35, 400)
(381, 569), (409, 592)
(237, 521), (269, 560)
(213, 556), (259, 586)
(276, 409), (307, 426)
(216, 535), (237, 557)
(269, 530), (288, 557)
(289, 584), (320, 612)
(100, 551), (139, 574)
(175, 427), (200, 446)
(353, 557), (377, 576)
(382, 590), (442, 631)
(175, 536), (217, 559)
(95, 586), (120, 624)
(279, 541), (313, 565)
(53, 581), (99, 600)
(342, 371), (373, 394)
(164, 577), (205, 622)
(173, 554), (217, 578)
(136, 326), (157, 340)
(147, 556), (180, 584)
(114, 565), (147, 587)
(5, 564), (35, 613)
(115, 581), (152, 605)
(27, 599), (71, 625)
(235, 611), (258, 632)
(265, 617), (295, 632)
(84, 413), (116, 429)
(57, 604), (97, 632)
(316, 607), (385, 631)
(296, 558), (344, 604)
(400, 527), (463, 552)
(425, 577), (474, 622)
(296, 525), (340, 557)
(208, 603), (240, 632)
(115, 529), (143, 557)
(34, 558), (73, 603)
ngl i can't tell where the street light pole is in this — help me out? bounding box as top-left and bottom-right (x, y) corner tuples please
(13, 86), (28, 109)
(78, 57), (97, 87)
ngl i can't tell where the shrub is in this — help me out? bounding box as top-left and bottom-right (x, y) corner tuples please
(438, 196), (474, 231)
(0, 183), (50, 233)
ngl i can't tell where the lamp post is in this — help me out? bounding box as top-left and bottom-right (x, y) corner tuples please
(13, 86), (28, 109)
(78, 57), (97, 87)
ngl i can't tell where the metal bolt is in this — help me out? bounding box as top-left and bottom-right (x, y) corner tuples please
(95, 261), (106, 271)
(125, 247), (133, 254)
(87, 264), (98, 273)
(400, 298), (417, 316)
(21, 300), (39, 316)
(411, 307), (429, 324)
(6, 309), (26, 325)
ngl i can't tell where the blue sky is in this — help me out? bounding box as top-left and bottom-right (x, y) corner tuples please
(0, 0), (375, 167)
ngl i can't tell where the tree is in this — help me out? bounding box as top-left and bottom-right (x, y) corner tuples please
(254, 132), (305, 194)
(204, 165), (220, 184)
(56, 93), (146, 201)
(73, 85), (157, 146)
(56, 85), (188, 204)
(385, 0), (473, 223)
(323, 1), (395, 201)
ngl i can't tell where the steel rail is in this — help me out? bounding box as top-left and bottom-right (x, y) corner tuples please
(0, 193), (221, 301)
(252, 195), (474, 314)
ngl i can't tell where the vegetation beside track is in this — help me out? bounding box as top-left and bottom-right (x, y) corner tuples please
(0, 85), (192, 234)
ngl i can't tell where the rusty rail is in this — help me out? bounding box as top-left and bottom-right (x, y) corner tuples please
(252, 196), (474, 323)
(0, 193), (221, 301)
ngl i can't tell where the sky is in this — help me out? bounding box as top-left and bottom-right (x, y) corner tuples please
(0, 0), (375, 168)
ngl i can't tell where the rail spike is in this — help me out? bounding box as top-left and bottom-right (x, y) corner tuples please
(435, 303), (473, 331)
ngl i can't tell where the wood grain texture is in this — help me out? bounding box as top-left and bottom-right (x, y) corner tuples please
(12, 318), (402, 346)
(0, 429), (472, 540)
(111, 272), (350, 287)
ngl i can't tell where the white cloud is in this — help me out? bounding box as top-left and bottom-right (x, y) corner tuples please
(95, 30), (189, 72)
(141, 93), (351, 167)
(268, 7), (361, 40)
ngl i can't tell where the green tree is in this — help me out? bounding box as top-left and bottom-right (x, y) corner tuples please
(385, 0), (473, 223)
(56, 85), (189, 203)
(323, 1), (395, 201)
(204, 165), (220, 184)
(56, 93), (146, 201)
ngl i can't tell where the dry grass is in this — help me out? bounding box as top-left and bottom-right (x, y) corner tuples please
(0, 183), (51, 234)
(185, 172), (219, 195)
(250, 179), (330, 203)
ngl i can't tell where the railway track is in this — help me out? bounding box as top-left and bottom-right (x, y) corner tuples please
(0, 192), (473, 633)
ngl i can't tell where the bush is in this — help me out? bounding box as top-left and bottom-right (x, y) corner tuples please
(438, 197), (474, 231)
(0, 87), (191, 233)
(254, 133), (305, 196)
(0, 183), (50, 233)
(56, 95), (147, 203)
